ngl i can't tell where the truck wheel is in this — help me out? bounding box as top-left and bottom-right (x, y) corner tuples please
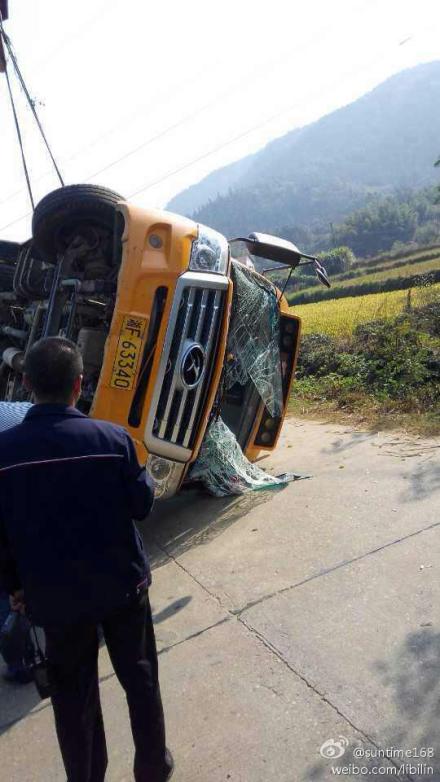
(0, 263), (15, 292)
(32, 184), (125, 263)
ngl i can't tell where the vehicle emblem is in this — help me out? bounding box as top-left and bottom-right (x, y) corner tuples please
(180, 343), (205, 390)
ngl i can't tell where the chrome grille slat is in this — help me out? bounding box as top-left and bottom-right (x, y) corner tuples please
(170, 290), (209, 442)
(145, 272), (228, 463)
(182, 290), (222, 448)
(157, 287), (196, 438)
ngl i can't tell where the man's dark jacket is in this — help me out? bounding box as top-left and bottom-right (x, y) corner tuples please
(0, 404), (154, 628)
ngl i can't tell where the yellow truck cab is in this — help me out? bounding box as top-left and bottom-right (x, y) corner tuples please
(0, 185), (328, 498)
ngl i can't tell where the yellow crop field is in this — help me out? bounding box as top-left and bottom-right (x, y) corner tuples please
(291, 283), (440, 337)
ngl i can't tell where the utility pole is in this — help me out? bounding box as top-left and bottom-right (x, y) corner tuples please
(329, 221), (336, 247)
(0, 1), (9, 73)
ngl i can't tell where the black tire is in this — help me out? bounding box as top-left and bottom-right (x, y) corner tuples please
(0, 240), (21, 264)
(32, 184), (125, 262)
(0, 263), (15, 292)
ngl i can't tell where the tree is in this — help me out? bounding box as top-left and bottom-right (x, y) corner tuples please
(334, 199), (418, 255)
(318, 246), (355, 275)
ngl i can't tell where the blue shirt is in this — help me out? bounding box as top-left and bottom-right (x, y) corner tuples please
(0, 404), (154, 628)
(0, 402), (33, 432)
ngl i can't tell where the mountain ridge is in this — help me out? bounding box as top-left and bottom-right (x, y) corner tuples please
(167, 61), (440, 238)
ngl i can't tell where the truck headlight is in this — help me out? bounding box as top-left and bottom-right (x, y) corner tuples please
(189, 225), (229, 275)
(146, 455), (185, 499)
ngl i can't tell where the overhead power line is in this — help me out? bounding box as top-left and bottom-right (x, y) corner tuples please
(84, 18), (340, 185)
(4, 0), (415, 237)
(0, 0), (375, 225)
(0, 14), (339, 209)
(0, 58), (224, 208)
(127, 50), (390, 199)
(0, 32), (403, 235)
(125, 22), (421, 202)
(0, 11), (64, 186)
(4, 55), (34, 208)
(0, 28), (341, 231)
(31, 0), (118, 73)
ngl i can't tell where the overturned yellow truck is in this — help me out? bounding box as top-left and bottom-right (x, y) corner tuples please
(0, 185), (329, 497)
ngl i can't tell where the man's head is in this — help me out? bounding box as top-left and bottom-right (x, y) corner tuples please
(24, 337), (83, 405)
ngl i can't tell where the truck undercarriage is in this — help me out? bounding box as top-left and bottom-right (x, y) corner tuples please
(0, 187), (124, 409)
(0, 185), (328, 498)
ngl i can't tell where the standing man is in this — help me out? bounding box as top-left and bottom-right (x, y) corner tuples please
(0, 337), (173, 782)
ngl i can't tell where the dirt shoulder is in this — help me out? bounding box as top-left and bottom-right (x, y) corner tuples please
(289, 395), (440, 437)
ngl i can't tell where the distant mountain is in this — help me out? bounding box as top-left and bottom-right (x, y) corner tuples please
(167, 153), (258, 216)
(167, 61), (440, 238)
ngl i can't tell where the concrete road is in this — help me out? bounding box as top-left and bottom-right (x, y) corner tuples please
(1, 418), (439, 781)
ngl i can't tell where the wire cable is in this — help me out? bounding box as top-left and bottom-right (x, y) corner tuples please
(0, 1), (372, 210)
(0, 0), (379, 224)
(0, 15), (339, 205)
(3, 55), (34, 209)
(0, 13), (64, 187)
(0, 29), (405, 235)
(0, 3), (419, 236)
(126, 29), (412, 201)
(84, 18), (340, 184)
(0, 61), (220, 208)
(0, 32), (406, 235)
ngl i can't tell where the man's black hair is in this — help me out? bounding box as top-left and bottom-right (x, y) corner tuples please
(24, 337), (83, 403)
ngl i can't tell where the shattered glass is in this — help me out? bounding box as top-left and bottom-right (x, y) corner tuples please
(189, 260), (298, 497)
(190, 417), (294, 497)
(224, 261), (283, 417)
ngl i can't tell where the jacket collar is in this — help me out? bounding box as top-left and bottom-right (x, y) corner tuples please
(24, 404), (87, 421)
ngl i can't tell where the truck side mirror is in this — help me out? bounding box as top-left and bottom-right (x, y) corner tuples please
(230, 232), (304, 266)
(229, 232), (332, 288)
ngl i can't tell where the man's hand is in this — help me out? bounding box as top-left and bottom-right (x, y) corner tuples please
(10, 589), (25, 614)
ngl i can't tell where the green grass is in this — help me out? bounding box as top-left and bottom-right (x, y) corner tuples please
(352, 244), (440, 269)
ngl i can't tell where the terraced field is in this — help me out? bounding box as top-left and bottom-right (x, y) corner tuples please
(297, 256), (440, 299)
(291, 280), (440, 337)
(353, 245), (440, 271)
(289, 243), (440, 336)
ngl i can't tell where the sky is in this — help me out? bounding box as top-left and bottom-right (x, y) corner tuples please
(0, 0), (439, 241)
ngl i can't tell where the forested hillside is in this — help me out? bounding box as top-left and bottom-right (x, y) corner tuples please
(168, 61), (440, 248)
(283, 186), (440, 257)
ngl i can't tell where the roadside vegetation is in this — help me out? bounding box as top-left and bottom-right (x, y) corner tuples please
(289, 244), (440, 435)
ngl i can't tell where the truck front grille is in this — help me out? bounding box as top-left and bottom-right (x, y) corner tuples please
(145, 272), (228, 462)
